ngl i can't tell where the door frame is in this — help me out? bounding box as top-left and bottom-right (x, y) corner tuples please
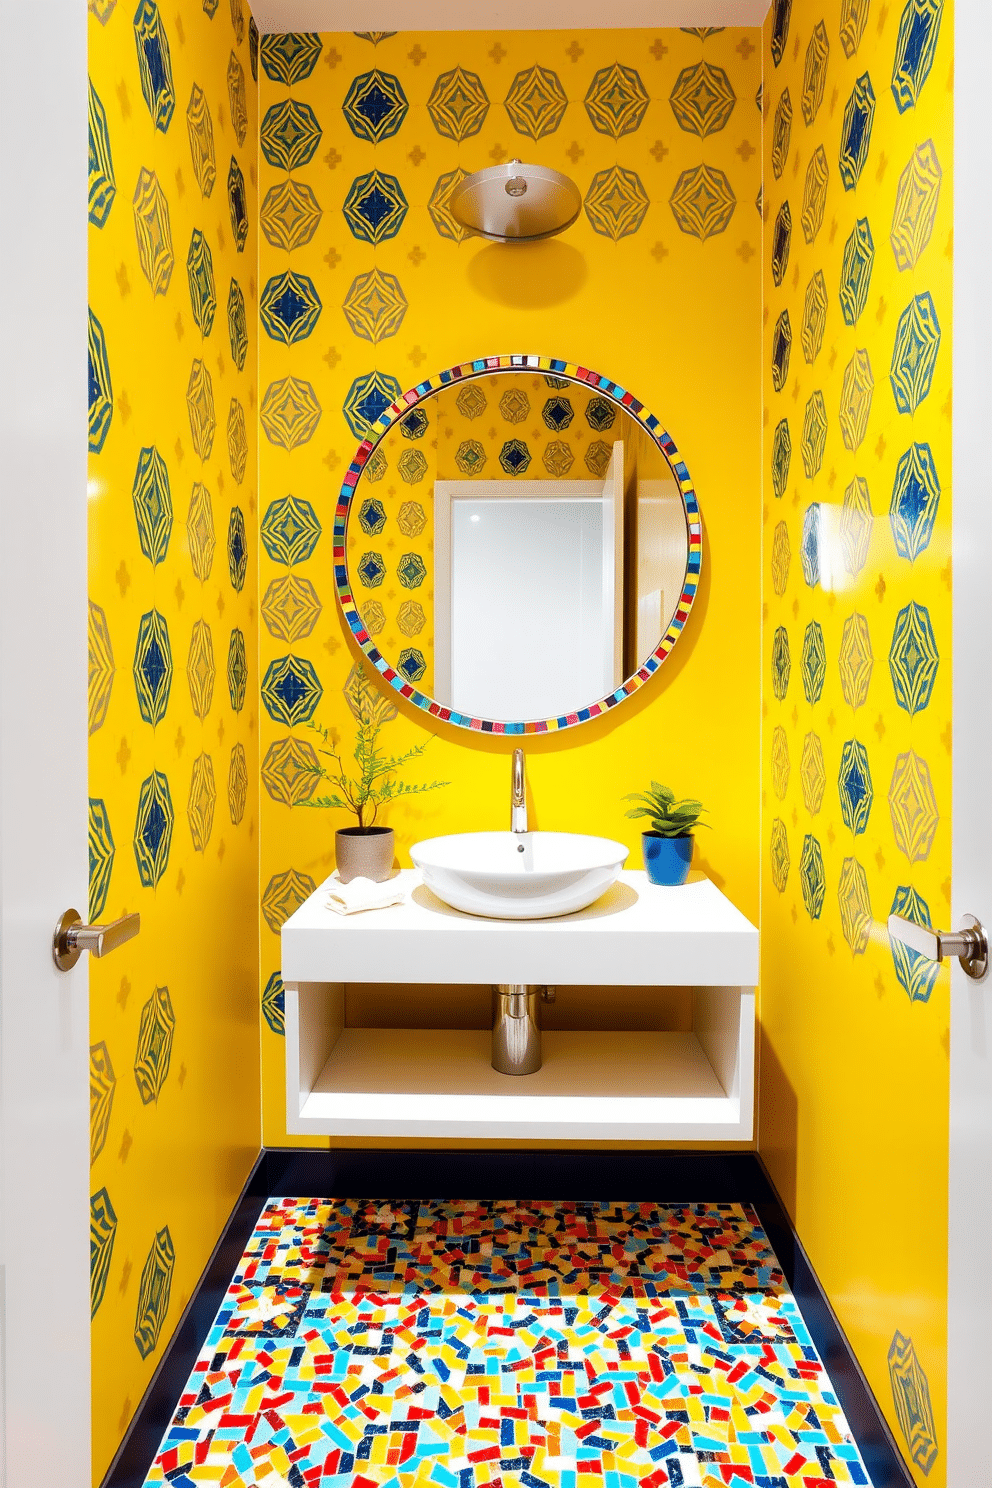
(948, 0), (992, 1481)
(0, 0), (91, 1480)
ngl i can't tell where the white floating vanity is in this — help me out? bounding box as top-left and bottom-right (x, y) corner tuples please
(281, 869), (758, 1141)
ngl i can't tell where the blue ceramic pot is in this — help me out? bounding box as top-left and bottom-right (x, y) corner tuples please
(642, 832), (693, 886)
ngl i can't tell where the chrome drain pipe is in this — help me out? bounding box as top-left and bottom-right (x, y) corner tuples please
(491, 984), (541, 1075)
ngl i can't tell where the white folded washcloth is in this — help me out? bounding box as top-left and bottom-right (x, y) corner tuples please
(326, 874), (406, 916)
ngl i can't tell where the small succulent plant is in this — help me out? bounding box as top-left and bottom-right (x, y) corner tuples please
(623, 782), (709, 838)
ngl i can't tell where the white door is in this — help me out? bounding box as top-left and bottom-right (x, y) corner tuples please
(946, 0), (992, 1477)
(0, 0), (92, 1480)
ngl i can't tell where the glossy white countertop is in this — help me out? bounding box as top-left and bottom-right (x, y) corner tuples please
(281, 869), (758, 986)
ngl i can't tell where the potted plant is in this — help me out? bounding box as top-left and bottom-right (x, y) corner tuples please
(301, 706), (449, 884)
(623, 782), (708, 886)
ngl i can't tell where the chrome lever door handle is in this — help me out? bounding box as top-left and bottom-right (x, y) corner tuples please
(53, 908), (140, 971)
(887, 913), (988, 982)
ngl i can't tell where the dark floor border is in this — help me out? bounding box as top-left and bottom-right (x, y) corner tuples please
(102, 1148), (913, 1488)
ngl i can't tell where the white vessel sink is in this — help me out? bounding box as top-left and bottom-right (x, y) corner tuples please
(410, 831), (629, 919)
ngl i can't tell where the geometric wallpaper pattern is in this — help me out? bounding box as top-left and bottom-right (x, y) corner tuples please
(761, 1), (951, 1482)
(256, 25), (764, 1158)
(86, 6), (954, 1483)
(87, 0), (259, 1479)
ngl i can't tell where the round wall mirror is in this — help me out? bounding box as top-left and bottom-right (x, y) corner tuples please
(334, 356), (702, 735)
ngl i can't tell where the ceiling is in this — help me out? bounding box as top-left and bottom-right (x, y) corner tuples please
(249, 1), (771, 33)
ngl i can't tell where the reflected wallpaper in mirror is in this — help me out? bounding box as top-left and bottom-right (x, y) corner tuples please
(341, 363), (701, 730)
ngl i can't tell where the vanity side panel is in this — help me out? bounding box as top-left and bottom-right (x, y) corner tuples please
(286, 983), (345, 1132)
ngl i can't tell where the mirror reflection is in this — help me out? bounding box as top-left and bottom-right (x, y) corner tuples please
(345, 369), (694, 725)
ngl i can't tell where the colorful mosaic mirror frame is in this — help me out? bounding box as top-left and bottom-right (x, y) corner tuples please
(334, 354), (703, 735)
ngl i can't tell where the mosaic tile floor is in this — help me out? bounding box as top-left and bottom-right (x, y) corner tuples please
(145, 1200), (872, 1487)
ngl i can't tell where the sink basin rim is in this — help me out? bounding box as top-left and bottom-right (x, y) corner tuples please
(410, 830), (629, 877)
(409, 831), (630, 919)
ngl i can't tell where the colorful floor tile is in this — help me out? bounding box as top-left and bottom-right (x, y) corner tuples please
(143, 1200), (872, 1487)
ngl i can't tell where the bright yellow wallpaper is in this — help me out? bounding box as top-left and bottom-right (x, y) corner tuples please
(760, 0), (952, 1480)
(255, 25), (764, 1151)
(87, 0), (260, 1477)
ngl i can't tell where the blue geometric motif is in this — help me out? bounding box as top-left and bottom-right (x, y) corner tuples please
(88, 79), (116, 227)
(132, 447), (172, 566)
(839, 739), (873, 835)
(890, 443), (940, 559)
(262, 972), (285, 1035)
(358, 552), (386, 588)
(802, 621), (826, 703)
(133, 770), (174, 888)
(228, 156), (248, 252)
(343, 170), (408, 244)
(261, 496), (321, 566)
(839, 73), (875, 190)
(770, 0), (793, 67)
(343, 69), (408, 142)
(261, 656), (323, 726)
(228, 279), (248, 370)
(343, 370), (403, 439)
(891, 0), (944, 114)
(771, 311), (791, 392)
(186, 229), (216, 335)
(889, 601), (939, 714)
(88, 309), (113, 454)
(260, 32), (322, 85)
(771, 201), (791, 288)
(801, 504), (820, 587)
(88, 798), (115, 921)
(260, 99), (323, 170)
(889, 887), (940, 1003)
(359, 499), (387, 536)
(839, 217), (874, 325)
(260, 271), (322, 344)
(398, 647), (426, 684)
(402, 407), (429, 440)
(890, 291), (941, 413)
(800, 834), (825, 919)
(542, 397), (574, 431)
(133, 0), (174, 133)
(500, 440), (532, 476)
(228, 506), (247, 592)
(133, 610), (172, 726)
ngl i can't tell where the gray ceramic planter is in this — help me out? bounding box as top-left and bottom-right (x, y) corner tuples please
(334, 826), (395, 884)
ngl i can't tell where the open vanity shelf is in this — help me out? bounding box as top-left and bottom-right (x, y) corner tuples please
(281, 870), (758, 1140)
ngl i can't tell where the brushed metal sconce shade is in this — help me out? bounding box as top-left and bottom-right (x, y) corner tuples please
(450, 160), (582, 242)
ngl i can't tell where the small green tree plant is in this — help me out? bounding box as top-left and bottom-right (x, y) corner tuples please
(623, 782), (709, 838)
(301, 706), (448, 829)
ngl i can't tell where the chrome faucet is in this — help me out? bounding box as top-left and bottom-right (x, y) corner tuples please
(511, 748), (527, 833)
